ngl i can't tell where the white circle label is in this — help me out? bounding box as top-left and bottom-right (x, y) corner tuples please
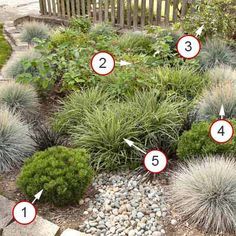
(210, 120), (234, 144)
(144, 150), (168, 174)
(91, 51), (115, 76)
(13, 201), (37, 225)
(176, 35), (201, 59)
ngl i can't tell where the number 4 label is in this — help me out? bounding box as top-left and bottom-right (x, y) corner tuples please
(209, 119), (234, 144)
(144, 150), (168, 174)
(176, 35), (201, 59)
(90, 51), (115, 76)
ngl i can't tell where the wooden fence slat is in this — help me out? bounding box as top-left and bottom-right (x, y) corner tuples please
(133, 0), (138, 30)
(47, 0), (52, 15)
(105, 0), (109, 21)
(120, 0), (124, 27)
(156, 0), (162, 25)
(81, 0), (86, 16)
(141, 0), (146, 28)
(172, 0), (178, 22)
(149, 0), (154, 24)
(181, 0), (188, 18)
(57, 0), (61, 16)
(66, 0), (70, 18)
(51, 0), (57, 15)
(87, 0), (91, 17)
(111, 0), (115, 25)
(72, 0), (76, 16)
(43, 0), (47, 14)
(99, 0), (103, 22)
(75, 0), (80, 16)
(165, 0), (170, 24)
(39, 0), (45, 14)
(127, 0), (132, 28)
(61, 0), (66, 17)
(93, 0), (96, 22)
(117, 0), (120, 23)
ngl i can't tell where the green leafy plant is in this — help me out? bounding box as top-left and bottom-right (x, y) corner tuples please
(172, 156), (236, 234)
(197, 81), (236, 121)
(69, 17), (92, 33)
(177, 120), (236, 159)
(17, 146), (94, 206)
(199, 39), (236, 70)
(182, 0), (236, 39)
(0, 23), (11, 69)
(21, 21), (50, 45)
(0, 81), (39, 115)
(0, 108), (35, 172)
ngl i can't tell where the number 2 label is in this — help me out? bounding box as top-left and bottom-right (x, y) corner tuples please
(91, 51), (115, 76)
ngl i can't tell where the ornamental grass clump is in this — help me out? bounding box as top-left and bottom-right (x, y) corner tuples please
(0, 81), (39, 115)
(17, 146), (94, 206)
(171, 156), (236, 234)
(0, 108), (35, 172)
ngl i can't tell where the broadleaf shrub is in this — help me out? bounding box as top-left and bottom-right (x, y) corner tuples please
(17, 146), (94, 206)
(172, 156), (236, 234)
(0, 108), (35, 172)
(177, 121), (236, 159)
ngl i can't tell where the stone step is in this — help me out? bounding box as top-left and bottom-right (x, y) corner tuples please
(0, 195), (60, 236)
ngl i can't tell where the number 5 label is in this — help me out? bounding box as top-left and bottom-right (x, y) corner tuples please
(209, 119), (234, 144)
(90, 51), (115, 76)
(144, 150), (168, 174)
(176, 35), (201, 59)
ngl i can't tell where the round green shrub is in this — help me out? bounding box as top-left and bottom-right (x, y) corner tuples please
(89, 23), (117, 40)
(177, 120), (236, 159)
(172, 156), (236, 234)
(0, 107), (35, 172)
(17, 146), (94, 206)
(69, 17), (91, 33)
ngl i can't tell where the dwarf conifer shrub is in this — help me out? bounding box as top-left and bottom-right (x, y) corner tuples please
(0, 82), (39, 115)
(172, 156), (236, 234)
(0, 108), (35, 172)
(177, 121), (236, 159)
(17, 146), (94, 206)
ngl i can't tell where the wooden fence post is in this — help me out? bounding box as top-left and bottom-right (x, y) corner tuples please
(149, 0), (154, 24)
(141, 0), (146, 28)
(133, 0), (138, 30)
(120, 0), (124, 28)
(165, 0), (170, 25)
(127, 0), (132, 28)
(111, 0), (115, 25)
(156, 0), (162, 25)
(39, 0), (45, 14)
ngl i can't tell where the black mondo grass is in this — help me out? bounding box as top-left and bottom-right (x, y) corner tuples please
(171, 156), (236, 234)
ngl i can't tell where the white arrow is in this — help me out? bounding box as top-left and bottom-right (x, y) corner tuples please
(219, 104), (225, 119)
(195, 25), (204, 37)
(118, 60), (132, 66)
(32, 189), (44, 204)
(124, 139), (146, 154)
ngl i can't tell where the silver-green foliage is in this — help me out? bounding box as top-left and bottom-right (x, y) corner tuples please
(197, 80), (236, 120)
(171, 156), (236, 234)
(0, 82), (39, 115)
(21, 21), (49, 44)
(5, 50), (40, 79)
(71, 91), (186, 170)
(199, 39), (236, 70)
(0, 108), (35, 172)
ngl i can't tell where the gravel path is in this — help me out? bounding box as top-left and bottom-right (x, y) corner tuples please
(78, 172), (177, 236)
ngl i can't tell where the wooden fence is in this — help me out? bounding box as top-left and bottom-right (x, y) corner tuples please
(39, 0), (194, 29)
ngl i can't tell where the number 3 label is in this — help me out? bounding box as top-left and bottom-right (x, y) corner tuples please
(144, 150), (168, 174)
(12, 201), (37, 225)
(176, 35), (201, 59)
(91, 51), (115, 76)
(209, 119), (234, 144)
